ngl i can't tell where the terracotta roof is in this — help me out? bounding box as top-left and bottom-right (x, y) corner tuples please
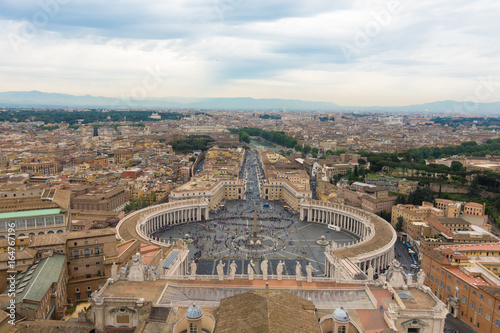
(445, 266), (489, 287)
(28, 233), (66, 248)
(480, 286), (500, 299)
(215, 290), (320, 333)
(12, 320), (94, 333)
(434, 217), (470, 225)
(51, 189), (71, 210)
(65, 228), (116, 240)
(0, 247), (37, 261)
(425, 249), (450, 265)
(425, 218), (453, 238)
(441, 244), (500, 253)
(465, 202), (483, 208)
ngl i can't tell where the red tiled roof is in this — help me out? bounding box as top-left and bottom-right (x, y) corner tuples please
(444, 266), (489, 287)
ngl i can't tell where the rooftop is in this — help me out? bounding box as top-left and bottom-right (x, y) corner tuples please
(2, 254), (66, 309)
(0, 208), (62, 220)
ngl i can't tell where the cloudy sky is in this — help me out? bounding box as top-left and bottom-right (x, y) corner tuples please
(1, 0), (499, 106)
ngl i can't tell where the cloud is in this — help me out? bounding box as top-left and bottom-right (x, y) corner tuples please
(0, 0), (499, 106)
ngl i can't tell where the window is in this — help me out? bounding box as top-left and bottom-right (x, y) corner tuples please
(11, 220), (23, 229)
(338, 326), (346, 333)
(27, 219), (35, 227)
(73, 249), (79, 257)
(471, 302), (476, 310)
(479, 307), (483, 315)
(489, 299), (492, 306)
(464, 285), (467, 290)
(74, 267), (78, 271)
(95, 247), (100, 254)
(45, 217), (54, 225)
(76, 288), (80, 292)
(87, 286), (91, 290)
(473, 290), (477, 295)
(487, 313), (491, 321)
(462, 296), (466, 304)
(84, 248), (89, 256)
(495, 318), (500, 327)
(189, 323), (197, 333)
(55, 216), (63, 224)
(446, 285), (450, 292)
(480, 294), (485, 300)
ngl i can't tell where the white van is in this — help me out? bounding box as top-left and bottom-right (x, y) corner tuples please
(328, 225), (341, 232)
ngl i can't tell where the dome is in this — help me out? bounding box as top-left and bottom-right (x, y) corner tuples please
(332, 307), (350, 323)
(186, 303), (203, 321)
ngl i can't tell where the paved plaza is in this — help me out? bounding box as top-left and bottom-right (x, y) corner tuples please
(157, 151), (359, 277)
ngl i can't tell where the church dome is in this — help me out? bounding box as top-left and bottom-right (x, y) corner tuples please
(186, 303), (203, 321)
(332, 307), (350, 323)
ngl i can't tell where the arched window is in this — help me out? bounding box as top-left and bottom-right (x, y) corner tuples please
(95, 247), (100, 254)
(73, 249), (79, 257)
(189, 323), (197, 333)
(84, 248), (90, 256)
(338, 326), (346, 333)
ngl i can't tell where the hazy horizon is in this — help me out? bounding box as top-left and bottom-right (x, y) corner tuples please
(1, 1), (499, 107)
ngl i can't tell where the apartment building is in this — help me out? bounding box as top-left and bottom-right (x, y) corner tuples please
(72, 187), (128, 211)
(422, 244), (500, 332)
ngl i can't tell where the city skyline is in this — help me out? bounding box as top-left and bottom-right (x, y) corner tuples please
(1, 0), (499, 107)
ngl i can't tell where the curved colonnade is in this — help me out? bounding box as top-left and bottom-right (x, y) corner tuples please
(116, 199), (210, 246)
(117, 198), (396, 279)
(300, 199), (396, 275)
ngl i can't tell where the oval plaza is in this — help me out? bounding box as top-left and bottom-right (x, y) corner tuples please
(104, 148), (446, 333)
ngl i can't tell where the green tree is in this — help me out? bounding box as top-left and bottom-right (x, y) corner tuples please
(450, 161), (464, 172)
(396, 216), (404, 232)
(239, 131), (251, 143)
(468, 177), (482, 197)
(408, 186), (434, 205)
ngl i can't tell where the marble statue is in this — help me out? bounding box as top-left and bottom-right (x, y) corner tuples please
(248, 260), (255, 280)
(111, 262), (118, 280)
(230, 261), (237, 280)
(417, 269), (426, 286)
(387, 259), (406, 288)
(190, 261), (197, 277)
(367, 265), (374, 281)
(306, 262), (313, 282)
(119, 267), (127, 280)
(128, 252), (145, 282)
(295, 261), (302, 280)
(276, 260), (284, 281)
(217, 260), (225, 281)
(261, 259), (268, 280)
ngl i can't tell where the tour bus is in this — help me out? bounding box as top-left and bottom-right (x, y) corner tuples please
(328, 225), (341, 232)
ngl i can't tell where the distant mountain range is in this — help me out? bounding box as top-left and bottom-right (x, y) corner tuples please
(0, 90), (499, 113)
